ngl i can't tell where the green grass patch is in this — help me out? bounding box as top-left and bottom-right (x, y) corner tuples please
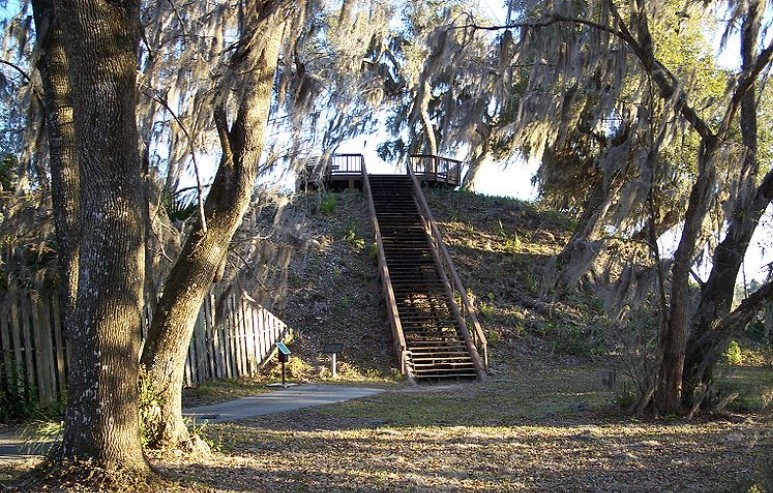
(320, 193), (337, 214)
(183, 378), (272, 407)
(715, 364), (773, 412)
(315, 369), (613, 427)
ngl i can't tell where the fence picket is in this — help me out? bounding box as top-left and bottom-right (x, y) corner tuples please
(246, 305), (257, 375)
(205, 294), (217, 380)
(50, 296), (67, 397)
(34, 299), (56, 406)
(0, 296), (13, 392)
(227, 293), (238, 378)
(8, 290), (24, 396)
(194, 308), (207, 384)
(237, 298), (248, 375)
(0, 286), (290, 408)
(19, 293), (35, 393)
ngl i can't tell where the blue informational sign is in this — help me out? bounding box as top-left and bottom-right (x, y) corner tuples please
(276, 342), (291, 355)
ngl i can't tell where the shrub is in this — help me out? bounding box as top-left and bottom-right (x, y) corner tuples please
(320, 193), (337, 214)
(344, 226), (365, 251)
(479, 302), (496, 322)
(725, 340), (743, 365)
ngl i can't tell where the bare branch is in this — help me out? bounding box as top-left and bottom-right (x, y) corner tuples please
(140, 83), (208, 233)
(0, 58), (33, 84)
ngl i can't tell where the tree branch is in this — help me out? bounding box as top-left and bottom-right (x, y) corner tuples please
(0, 58), (33, 84)
(715, 279), (773, 338)
(459, 8), (717, 140)
(140, 83), (208, 233)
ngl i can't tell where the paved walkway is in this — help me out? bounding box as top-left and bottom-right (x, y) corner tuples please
(0, 384), (383, 460)
(183, 384), (383, 423)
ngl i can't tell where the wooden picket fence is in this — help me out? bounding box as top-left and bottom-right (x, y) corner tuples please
(0, 287), (291, 408)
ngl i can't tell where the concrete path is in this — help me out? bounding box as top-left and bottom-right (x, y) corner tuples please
(0, 384), (383, 460)
(183, 384), (383, 423)
(0, 432), (53, 461)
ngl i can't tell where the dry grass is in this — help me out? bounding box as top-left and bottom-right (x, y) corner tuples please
(154, 368), (773, 492)
(7, 366), (770, 491)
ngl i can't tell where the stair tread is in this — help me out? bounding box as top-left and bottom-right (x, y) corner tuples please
(369, 174), (482, 382)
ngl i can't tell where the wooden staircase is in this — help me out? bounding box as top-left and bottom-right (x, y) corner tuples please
(366, 174), (485, 381)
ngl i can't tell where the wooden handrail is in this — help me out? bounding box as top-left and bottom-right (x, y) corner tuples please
(409, 154), (463, 186)
(406, 163), (488, 377)
(329, 154), (364, 175)
(361, 161), (412, 379)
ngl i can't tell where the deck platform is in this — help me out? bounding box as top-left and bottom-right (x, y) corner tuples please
(297, 154), (463, 191)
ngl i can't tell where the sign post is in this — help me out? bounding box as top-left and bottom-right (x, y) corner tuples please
(276, 342), (291, 388)
(322, 342), (344, 379)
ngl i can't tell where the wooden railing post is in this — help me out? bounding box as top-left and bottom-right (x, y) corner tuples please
(410, 154), (463, 186)
(406, 163), (488, 377)
(361, 160), (411, 379)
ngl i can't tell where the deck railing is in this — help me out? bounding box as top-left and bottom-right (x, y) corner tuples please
(360, 161), (412, 379)
(406, 163), (488, 377)
(409, 154), (462, 186)
(329, 154), (364, 176)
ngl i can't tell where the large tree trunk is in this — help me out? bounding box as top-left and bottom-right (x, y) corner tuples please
(140, 1), (290, 450)
(32, 0), (80, 356)
(417, 78), (438, 156)
(655, 138), (717, 414)
(55, 0), (149, 473)
(682, 0), (769, 406)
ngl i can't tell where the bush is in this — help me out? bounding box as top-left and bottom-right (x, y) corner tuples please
(344, 226), (365, 251)
(320, 193), (337, 214)
(725, 340), (744, 365)
(479, 302), (496, 322)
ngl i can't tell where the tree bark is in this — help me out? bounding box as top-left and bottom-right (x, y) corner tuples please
(32, 0), (80, 340)
(140, 0), (291, 450)
(682, 0), (769, 406)
(554, 169), (624, 287)
(416, 79), (438, 156)
(55, 0), (149, 473)
(655, 138), (717, 414)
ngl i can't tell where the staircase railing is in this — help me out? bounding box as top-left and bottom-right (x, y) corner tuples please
(409, 154), (462, 186)
(360, 161), (412, 379)
(406, 162), (488, 378)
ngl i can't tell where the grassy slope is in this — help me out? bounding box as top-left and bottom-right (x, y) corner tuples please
(261, 186), (612, 383)
(5, 186), (772, 492)
(166, 186), (771, 491)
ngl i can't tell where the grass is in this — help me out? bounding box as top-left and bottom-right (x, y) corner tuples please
(311, 369), (613, 427)
(182, 378), (273, 408)
(3, 361), (772, 492)
(165, 366), (773, 492)
(715, 363), (773, 412)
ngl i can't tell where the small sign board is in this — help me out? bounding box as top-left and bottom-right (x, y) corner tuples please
(322, 343), (344, 354)
(276, 342), (291, 355)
